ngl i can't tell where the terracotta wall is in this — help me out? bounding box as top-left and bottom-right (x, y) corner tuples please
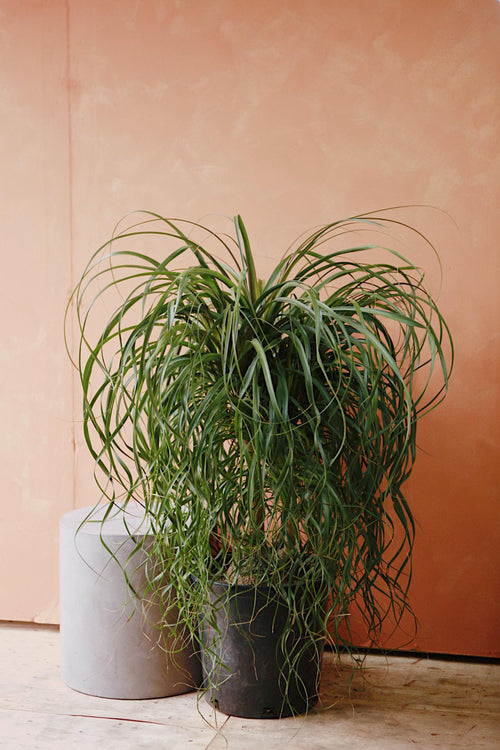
(0, 0), (498, 656)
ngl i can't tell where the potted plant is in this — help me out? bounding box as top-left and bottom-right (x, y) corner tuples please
(68, 209), (453, 718)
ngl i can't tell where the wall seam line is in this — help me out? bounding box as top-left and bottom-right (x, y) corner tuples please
(65, 0), (77, 512)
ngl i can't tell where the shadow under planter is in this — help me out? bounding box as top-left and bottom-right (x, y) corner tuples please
(200, 581), (324, 719)
(60, 503), (201, 699)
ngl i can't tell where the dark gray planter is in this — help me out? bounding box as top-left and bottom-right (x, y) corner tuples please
(200, 581), (324, 718)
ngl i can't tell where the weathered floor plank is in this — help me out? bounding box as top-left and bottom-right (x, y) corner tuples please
(1, 623), (498, 749)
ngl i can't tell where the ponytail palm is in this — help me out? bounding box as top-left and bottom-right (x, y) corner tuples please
(68, 210), (452, 682)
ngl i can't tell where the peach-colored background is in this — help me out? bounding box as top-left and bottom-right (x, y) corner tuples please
(1, 0), (498, 657)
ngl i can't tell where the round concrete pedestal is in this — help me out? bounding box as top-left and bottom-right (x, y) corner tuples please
(60, 503), (200, 699)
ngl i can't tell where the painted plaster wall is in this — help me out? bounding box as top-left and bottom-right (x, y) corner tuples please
(0, 0), (498, 656)
(0, 0), (73, 624)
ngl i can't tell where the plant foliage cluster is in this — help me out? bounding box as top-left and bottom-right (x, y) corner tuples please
(68, 210), (453, 693)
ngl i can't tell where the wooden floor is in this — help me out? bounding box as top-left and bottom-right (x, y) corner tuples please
(0, 622), (498, 749)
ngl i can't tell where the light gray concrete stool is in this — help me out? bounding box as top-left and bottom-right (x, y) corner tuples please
(60, 503), (201, 698)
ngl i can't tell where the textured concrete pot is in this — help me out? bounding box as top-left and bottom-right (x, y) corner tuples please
(60, 503), (201, 699)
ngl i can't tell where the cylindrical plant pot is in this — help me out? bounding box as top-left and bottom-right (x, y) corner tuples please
(200, 581), (324, 719)
(60, 504), (201, 698)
